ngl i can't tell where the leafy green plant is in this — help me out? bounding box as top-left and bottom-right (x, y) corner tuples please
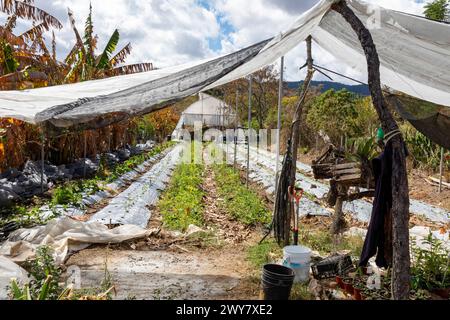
(158, 163), (205, 231)
(9, 246), (63, 300)
(345, 136), (378, 162)
(411, 233), (450, 291)
(213, 164), (271, 226)
(402, 123), (447, 170)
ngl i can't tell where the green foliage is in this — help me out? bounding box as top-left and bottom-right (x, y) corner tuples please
(213, 164), (271, 226)
(424, 0), (449, 21)
(159, 163), (205, 231)
(411, 233), (450, 291)
(299, 228), (364, 257)
(0, 206), (54, 230)
(345, 136), (378, 162)
(401, 123), (447, 170)
(247, 240), (282, 269)
(96, 29), (120, 70)
(51, 184), (83, 207)
(290, 283), (314, 300)
(11, 246), (63, 300)
(306, 90), (378, 145)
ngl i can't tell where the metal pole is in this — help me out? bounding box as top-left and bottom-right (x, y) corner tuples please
(439, 147), (444, 193)
(83, 131), (87, 178)
(40, 127), (45, 194)
(275, 56), (284, 192)
(234, 87), (238, 171)
(247, 76), (252, 188)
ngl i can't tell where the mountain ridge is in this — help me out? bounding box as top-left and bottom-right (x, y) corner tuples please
(287, 81), (370, 96)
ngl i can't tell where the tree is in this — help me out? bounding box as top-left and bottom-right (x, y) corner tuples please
(64, 3), (154, 83)
(424, 0), (449, 21)
(0, 0), (63, 89)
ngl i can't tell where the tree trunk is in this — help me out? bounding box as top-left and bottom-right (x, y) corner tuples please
(332, 1), (410, 300)
(331, 184), (348, 235)
(285, 36), (315, 246)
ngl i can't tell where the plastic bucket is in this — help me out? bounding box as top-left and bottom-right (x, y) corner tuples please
(261, 264), (295, 300)
(282, 245), (311, 283)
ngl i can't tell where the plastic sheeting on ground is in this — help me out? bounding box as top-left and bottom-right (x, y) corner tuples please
(0, 218), (150, 266)
(222, 143), (450, 224)
(89, 144), (183, 228)
(0, 0), (449, 130)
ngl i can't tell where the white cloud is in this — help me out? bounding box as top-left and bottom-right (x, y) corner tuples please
(1, 0), (428, 84)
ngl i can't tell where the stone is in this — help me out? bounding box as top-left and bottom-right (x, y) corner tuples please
(0, 187), (19, 207)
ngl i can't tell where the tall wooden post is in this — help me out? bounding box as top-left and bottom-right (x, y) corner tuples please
(332, 0), (411, 300)
(439, 148), (444, 193)
(285, 36), (315, 246)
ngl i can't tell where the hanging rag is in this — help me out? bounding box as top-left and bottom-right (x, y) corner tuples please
(359, 141), (394, 268)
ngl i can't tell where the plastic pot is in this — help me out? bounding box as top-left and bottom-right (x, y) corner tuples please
(353, 287), (363, 300)
(343, 278), (354, 295)
(336, 276), (344, 289)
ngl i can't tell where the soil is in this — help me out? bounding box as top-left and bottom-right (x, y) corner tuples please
(66, 163), (263, 300)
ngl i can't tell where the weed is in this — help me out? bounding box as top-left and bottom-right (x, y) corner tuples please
(299, 228), (364, 257)
(290, 283), (314, 300)
(411, 233), (450, 291)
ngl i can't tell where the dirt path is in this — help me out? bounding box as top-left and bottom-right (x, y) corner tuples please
(66, 163), (262, 300)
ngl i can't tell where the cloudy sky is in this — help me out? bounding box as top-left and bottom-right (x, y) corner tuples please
(2, 0), (427, 83)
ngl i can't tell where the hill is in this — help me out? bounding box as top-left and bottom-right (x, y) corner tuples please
(287, 81), (370, 96)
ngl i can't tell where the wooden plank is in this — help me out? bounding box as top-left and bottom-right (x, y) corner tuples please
(332, 162), (360, 170)
(333, 168), (361, 176)
(335, 174), (361, 183)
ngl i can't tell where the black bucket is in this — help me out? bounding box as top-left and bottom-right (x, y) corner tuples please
(261, 264), (295, 300)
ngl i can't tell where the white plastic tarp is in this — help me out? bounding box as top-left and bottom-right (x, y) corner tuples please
(0, 0), (449, 129)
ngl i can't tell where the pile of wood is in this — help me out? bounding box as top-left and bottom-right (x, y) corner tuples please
(312, 145), (375, 189)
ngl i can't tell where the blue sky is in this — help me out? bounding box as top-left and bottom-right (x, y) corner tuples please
(1, 0), (429, 82)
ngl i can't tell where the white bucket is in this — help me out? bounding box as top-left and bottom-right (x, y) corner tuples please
(282, 245), (311, 283)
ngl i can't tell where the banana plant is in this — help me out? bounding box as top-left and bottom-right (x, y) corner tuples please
(0, 0), (63, 88)
(64, 3), (153, 83)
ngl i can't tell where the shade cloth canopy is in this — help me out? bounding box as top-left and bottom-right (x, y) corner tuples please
(0, 0), (449, 132)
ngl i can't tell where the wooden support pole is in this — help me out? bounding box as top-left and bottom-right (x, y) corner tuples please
(332, 0), (411, 300)
(285, 36), (315, 246)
